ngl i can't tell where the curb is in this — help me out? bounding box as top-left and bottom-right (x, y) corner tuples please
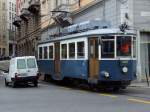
(129, 85), (150, 89)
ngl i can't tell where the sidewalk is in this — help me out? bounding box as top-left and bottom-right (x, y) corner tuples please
(130, 81), (150, 88)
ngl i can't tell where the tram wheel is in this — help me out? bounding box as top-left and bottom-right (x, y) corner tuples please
(113, 87), (120, 92)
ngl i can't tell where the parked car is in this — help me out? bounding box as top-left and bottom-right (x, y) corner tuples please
(4, 56), (39, 87)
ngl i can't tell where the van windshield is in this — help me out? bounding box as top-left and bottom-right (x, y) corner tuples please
(27, 58), (36, 68)
(17, 59), (26, 69)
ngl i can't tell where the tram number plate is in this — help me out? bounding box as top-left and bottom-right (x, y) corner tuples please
(120, 60), (129, 66)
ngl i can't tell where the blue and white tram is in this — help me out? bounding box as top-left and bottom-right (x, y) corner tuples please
(37, 28), (137, 89)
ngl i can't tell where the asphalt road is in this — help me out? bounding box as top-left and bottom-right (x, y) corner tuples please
(0, 76), (150, 112)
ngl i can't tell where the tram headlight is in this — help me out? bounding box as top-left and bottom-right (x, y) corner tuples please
(104, 72), (110, 78)
(122, 67), (128, 73)
(101, 71), (110, 78)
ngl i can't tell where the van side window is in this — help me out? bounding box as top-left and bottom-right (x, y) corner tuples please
(39, 47), (42, 59)
(17, 59), (26, 69)
(77, 41), (85, 58)
(27, 58), (36, 68)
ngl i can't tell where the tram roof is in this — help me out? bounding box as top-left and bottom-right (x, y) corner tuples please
(39, 28), (136, 44)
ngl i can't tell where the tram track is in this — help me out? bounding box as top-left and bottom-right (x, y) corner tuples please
(42, 80), (150, 102)
(52, 81), (150, 105)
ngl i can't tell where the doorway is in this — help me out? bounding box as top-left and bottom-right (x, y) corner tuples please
(89, 38), (99, 81)
(54, 42), (61, 78)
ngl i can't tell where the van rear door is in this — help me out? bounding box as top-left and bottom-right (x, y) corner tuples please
(17, 58), (28, 77)
(26, 57), (38, 77)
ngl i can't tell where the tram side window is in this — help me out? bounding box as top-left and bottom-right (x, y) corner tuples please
(39, 47), (42, 59)
(44, 46), (48, 59)
(101, 36), (114, 58)
(61, 44), (67, 59)
(77, 41), (85, 58)
(49, 46), (53, 59)
(69, 43), (75, 59)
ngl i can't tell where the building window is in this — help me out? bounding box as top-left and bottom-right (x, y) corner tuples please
(77, 41), (85, 58)
(0, 48), (1, 56)
(49, 46), (53, 59)
(69, 43), (75, 59)
(2, 3), (5, 10)
(9, 12), (11, 20)
(2, 48), (5, 56)
(61, 44), (67, 59)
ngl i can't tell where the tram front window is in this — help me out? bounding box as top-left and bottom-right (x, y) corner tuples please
(101, 36), (115, 58)
(117, 36), (131, 57)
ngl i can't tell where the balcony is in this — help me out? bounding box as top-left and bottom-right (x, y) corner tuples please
(28, 0), (40, 14)
(20, 8), (30, 21)
(13, 16), (21, 27)
(52, 4), (72, 27)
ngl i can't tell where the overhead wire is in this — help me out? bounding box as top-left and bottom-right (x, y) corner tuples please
(17, 13), (54, 42)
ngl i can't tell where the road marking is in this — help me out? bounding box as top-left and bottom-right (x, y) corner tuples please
(99, 93), (118, 98)
(128, 98), (150, 104)
(78, 90), (89, 93)
(59, 87), (71, 90)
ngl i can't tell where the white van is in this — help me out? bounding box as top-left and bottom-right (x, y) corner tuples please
(4, 56), (39, 87)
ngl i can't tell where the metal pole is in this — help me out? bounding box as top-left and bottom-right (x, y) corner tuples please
(136, 30), (142, 82)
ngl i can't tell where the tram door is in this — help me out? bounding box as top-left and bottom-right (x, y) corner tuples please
(89, 38), (99, 82)
(54, 42), (61, 78)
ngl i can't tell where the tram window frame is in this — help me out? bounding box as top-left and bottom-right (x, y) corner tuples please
(44, 46), (48, 59)
(61, 44), (67, 59)
(101, 36), (115, 58)
(39, 47), (43, 59)
(133, 37), (136, 58)
(49, 45), (53, 59)
(69, 42), (75, 59)
(77, 41), (85, 59)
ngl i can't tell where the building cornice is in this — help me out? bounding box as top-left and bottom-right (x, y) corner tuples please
(71, 0), (103, 16)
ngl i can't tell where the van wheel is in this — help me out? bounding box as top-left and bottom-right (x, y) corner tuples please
(33, 81), (38, 87)
(5, 79), (9, 86)
(12, 81), (16, 88)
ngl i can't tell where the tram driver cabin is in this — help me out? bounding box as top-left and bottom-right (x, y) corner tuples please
(37, 20), (137, 90)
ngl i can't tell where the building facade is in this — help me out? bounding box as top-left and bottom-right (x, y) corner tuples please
(0, 0), (8, 58)
(7, 0), (17, 56)
(14, 0), (41, 56)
